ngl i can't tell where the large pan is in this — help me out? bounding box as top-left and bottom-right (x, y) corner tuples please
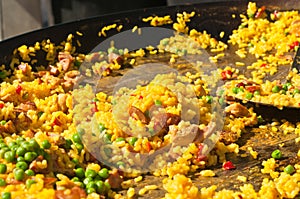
(0, 0), (299, 198)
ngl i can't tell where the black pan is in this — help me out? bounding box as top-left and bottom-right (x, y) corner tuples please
(0, 1), (299, 198)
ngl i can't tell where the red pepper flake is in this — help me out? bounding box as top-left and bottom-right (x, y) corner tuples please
(146, 142), (152, 152)
(130, 94), (136, 96)
(139, 95), (143, 100)
(255, 6), (266, 18)
(222, 161), (236, 170)
(246, 85), (259, 93)
(52, 117), (62, 126)
(16, 85), (22, 95)
(0, 104), (4, 109)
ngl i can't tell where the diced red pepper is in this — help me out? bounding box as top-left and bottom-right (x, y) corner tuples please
(260, 63), (267, 68)
(236, 82), (245, 88)
(16, 85), (22, 95)
(255, 6), (266, 18)
(139, 95), (143, 100)
(196, 144), (207, 161)
(221, 70), (233, 80)
(246, 85), (259, 93)
(222, 161), (236, 170)
(52, 117), (61, 126)
(289, 41), (299, 50)
(0, 104), (4, 109)
(146, 142), (151, 152)
(91, 101), (98, 113)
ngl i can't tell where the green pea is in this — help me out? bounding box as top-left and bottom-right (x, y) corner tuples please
(254, 90), (260, 96)
(85, 169), (97, 178)
(17, 156), (25, 162)
(63, 139), (72, 150)
(0, 143), (7, 149)
(4, 151), (16, 163)
(232, 87), (239, 94)
(16, 161), (28, 170)
(257, 115), (264, 123)
(75, 167), (85, 178)
(0, 120), (6, 125)
(0, 148), (9, 159)
(16, 137), (25, 145)
(98, 123), (106, 132)
(293, 88), (300, 95)
(14, 168), (25, 181)
(115, 137), (125, 142)
(116, 161), (125, 168)
(103, 134), (112, 144)
(16, 146), (26, 156)
(0, 71), (6, 79)
(284, 165), (295, 174)
(86, 181), (97, 189)
(72, 133), (82, 144)
(0, 178), (6, 186)
(0, 164), (7, 174)
(22, 141), (33, 152)
(72, 158), (80, 166)
(245, 92), (253, 100)
(25, 179), (36, 189)
(25, 169), (35, 176)
(271, 149), (282, 159)
(71, 177), (80, 182)
(218, 97), (225, 105)
(75, 143), (84, 152)
(8, 142), (17, 149)
(237, 88), (244, 93)
(104, 181), (111, 190)
(1, 192), (11, 199)
(128, 137), (138, 146)
(282, 83), (291, 91)
(28, 139), (40, 150)
(272, 85), (280, 93)
(24, 152), (37, 162)
(154, 100), (162, 106)
(98, 168), (109, 179)
(86, 187), (96, 194)
(96, 180), (105, 194)
(83, 177), (93, 185)
(205, 96), (213, 104)
(41, 140), (51, 149)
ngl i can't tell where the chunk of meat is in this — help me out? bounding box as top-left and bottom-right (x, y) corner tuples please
(128, 106), (149, 124)
(0, 120), (16, 134)
(62, 70), (80, 92)
(171, 124), (201, 146)
(57, 94), (68, 113)
(225, 103), (249, 117)
(55, 186), (86, 199)
(108, 52), (123, 64)
(152, 112), (181, 136)
(290, 20), (300, 36)
(18, 63), (31, 74)
(14, 101), (37, 112)
(49, 65), (59, 76)
(194, 85), (206, 96)
(58, 52), (74, 72)
(106, 169), (123, 189)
